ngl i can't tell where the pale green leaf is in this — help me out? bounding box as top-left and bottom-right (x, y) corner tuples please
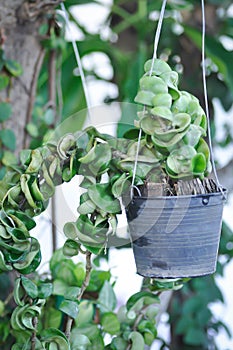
(0, 102), (12, 122)
(128, 331), (145, 350)
(59, 299), (79, 319)
(98, 281), (117, 313)
(101, 312), (120, 334)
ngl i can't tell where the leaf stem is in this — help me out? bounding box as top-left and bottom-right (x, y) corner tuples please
(64, 317), (73, 340)
(78, 250), (92, 301)
(31, 316), (38, 350)
(4, 291), (13, 306)
(65, 250), (92, 339)
(51, 195), (57, 253)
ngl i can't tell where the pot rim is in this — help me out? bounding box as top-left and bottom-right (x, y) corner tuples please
(132, 188), (227, 201)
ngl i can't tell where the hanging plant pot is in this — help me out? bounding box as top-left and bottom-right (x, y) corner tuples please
(123, 46), (228, 279)
(126, 189), (226, 278)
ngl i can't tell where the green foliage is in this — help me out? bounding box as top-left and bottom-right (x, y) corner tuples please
(185, 25), (233, 95)
(0, 49), (22, 79)
(169, 274), (228, 348)
(0, 129), (16, 150)
(0, 1), (233, 349)
(0, 102), (12, 122)
(0, 75), (10, 91)
(41, 328), (70, 349)
(4, 60), (23, 77)
(0, 245), (162, 348)
(98, 281), (117, 313)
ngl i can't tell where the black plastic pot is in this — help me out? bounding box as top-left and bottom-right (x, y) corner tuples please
(126, 191), (226, 278)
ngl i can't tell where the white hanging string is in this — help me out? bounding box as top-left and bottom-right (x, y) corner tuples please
(60, 3), (92, 123)
(131, 0), (167, 198)
(150, 0), (168, 75)
(201, 0), (225, 197)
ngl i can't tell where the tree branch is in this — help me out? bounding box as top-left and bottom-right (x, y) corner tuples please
(77, 251), (92, 302)
(48, 47), (58, 253)
(31, 315), (38, 350)
(51, 196), (57, 253)
(27, 296), (39, 350)
(23, 47), (45, 149)
(65, 250), (92, 340)
(19, 0), (63, 21)
(218, 159), (233, 193)
(112, 150), (128, 159)
(48, 49), (57, 112)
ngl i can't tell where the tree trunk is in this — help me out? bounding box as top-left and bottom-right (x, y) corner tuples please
(0, 0), (61, 153)
(0, 4), (60, 346)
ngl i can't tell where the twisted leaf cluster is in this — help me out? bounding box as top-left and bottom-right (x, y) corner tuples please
(9, 273), (74, 349)
(135, 58), (211, 179)
(0, 129), (126, 273)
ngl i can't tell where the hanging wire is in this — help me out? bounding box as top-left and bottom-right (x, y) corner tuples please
(150, 0), (168, 74)
(201, 0), (226, 198)
(131, 0), (168, 198)
(60, 3), (92, 123)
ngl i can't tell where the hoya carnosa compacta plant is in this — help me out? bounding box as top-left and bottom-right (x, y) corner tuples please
(134, 58), (211, 180)
(0, 57), (212, 273)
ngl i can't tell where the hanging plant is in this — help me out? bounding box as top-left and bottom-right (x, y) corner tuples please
(125, 56), (226, 278)
(0, 0), (228, 348)
(0, 54), (226, 277)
